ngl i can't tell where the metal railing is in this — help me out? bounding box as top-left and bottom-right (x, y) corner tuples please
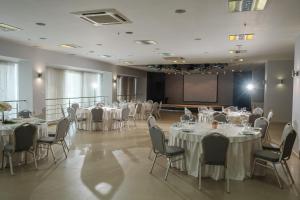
(116, 94), (144, 102)
(0, 99), (28, 118)
(45, 95), (108, 121)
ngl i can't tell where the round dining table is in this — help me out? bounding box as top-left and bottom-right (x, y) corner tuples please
(169, 122), (262, 181)
(0, 117), (48, 166)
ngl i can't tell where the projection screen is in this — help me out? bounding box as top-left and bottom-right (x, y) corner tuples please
(183, 74), (218, 102)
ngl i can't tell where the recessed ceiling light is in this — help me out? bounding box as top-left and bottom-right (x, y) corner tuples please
(59, 44), (81, 48)
(35, 22), (46, 26)
(125, 31), (133, 34)
(228, 0), (268, 12)
(175, 9), (186, 14)
(101, 55), (111, 58)
(229, 50), (235, 54)
(96, 44), (102, 46)
(40, 37), (47, 40)
(135, 40), (157, 45)
(239, 58), (244, 62)
(229, 49), (247, 54)
(228, 33), (254, 41)
(194, 38), (202, 41)
(0, 23), (22, 32)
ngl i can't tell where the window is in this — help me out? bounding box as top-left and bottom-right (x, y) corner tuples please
(0, 61), (18, 118)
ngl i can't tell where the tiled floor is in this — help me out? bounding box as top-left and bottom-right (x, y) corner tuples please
(0, 111), (299, 200)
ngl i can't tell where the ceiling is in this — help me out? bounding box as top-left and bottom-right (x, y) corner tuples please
(0, 0), (299, 69)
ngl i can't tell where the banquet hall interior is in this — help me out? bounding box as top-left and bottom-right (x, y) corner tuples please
(1, 0), (300, 199)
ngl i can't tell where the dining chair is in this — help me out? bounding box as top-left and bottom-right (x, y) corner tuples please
(149, 125), (186, 181)
(114, 108), (130, 128)
(265, 110), (274, 141)
(157, 101), (163, 118)
(1, 123), (37, 175)
(71, 103), (79, 112)
(152, 102), (159, 119)
(91, 107), (104, 131)
(249, 114), (262, 127)
(253, 107), (264, 115)
(225, 106), (238, 112)
(18, 110), (32, 118)
(254, 117), (269, 140)
(199, 133), (230, 193)
(60, 104), (66, 117)
(180, 114), (197, 122)
(213, 113), (228, 123)
(36, 117), (70, 163)
(128, 103), (140, 126)
(251, 124), (296, 188)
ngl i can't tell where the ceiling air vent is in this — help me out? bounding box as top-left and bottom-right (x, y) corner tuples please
(72, 9), (131, 26)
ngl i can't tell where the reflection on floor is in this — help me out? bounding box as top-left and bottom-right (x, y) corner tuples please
(0, 111), (299, 200)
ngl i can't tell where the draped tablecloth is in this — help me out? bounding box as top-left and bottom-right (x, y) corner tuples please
(76, 106), (122, 131)
(0, 117), (48, 166)
(169, 122), (262, 181)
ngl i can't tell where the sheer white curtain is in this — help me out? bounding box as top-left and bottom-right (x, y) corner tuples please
(0, 61), (18, 118)
(46, 67), (103, 120)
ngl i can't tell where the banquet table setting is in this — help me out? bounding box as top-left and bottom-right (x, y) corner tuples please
(198, 109), (250, 124)
(169, 121), (262, 180)
(0, 117), (48, 166)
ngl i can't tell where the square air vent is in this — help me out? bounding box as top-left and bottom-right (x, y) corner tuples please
(72, 9), (131, 26)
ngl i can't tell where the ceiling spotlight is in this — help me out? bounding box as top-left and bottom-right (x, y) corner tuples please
(125, 31), (133, 34)
(194, 38), (202, 41)
(239, 58), (244, 62)
(175, 9), (186, 14)
(160, 53), (173, 57)
(229, 50), (235, 54)
(96, 43), (102, 46)
(35, 22), (46, 26)
(0, 23), (22, 32)
(135, 40), (157, 45)
(40, 37), (47, 40)
(59, 44), (81, 48)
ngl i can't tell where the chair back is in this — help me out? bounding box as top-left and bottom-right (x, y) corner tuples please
(149, 126), (166, 154)
(147, 115), (157, 128)
(202, 133), (229, 165)
(267, 110), (274, 122)
(249, 114), (262, 127)
(18, 110), (32, 118)
(55, 118), (70, 141)
(214, 113), (228, 123)
(71, 103), (79, 112)
(14, 123), (37, 152)
(159, 101), (162, 111)
(152, 102), (159, 113)
(226, 106), (238, 112)
(121, 107), (130, 121)
(60, 105), (66, 117)
(136, 103), (142, 114)
(253, 107), (264, 115)
(147, 100), (153, 104)
(280, 125), (297, 161)
(67, 107), (76, 122)
(254, 117), (269, 138)
(91, 107), (103, 122)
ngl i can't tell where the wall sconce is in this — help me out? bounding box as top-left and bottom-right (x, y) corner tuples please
(278, 78), (284, 85)
(113, 79), (117, 87)
(37, 72), (42, 78)
(292, 69), (299, 78)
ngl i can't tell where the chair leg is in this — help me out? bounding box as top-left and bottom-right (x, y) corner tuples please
(283, 161), (295, 184)
(49, 145), (56, 163)
(272, 163), (282, 189)
(149, 153), (158, 174)
(61, 143), (67, 159)
(251, 158), (257, 177)
(198, 163), (202, 190)
(25, 152), (28, 165)
(226, 167), (230, 193)
(183, 154), (187, 172)
(164, 158), (171, 181)
(1, 151), (4, 169)
(8, 154), (14, 175)
(64, 139), (70, 152)
(33, 152), (38, 169)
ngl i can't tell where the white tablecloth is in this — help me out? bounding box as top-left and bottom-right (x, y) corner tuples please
(0, 118), (48, 166)
(76, 107), (123, 131)
(169, 122), (262, 181)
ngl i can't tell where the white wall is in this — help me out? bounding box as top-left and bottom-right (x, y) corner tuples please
(264, 60), (293, 122)
(293, 36), (300, 154)
(0, 38), (147, 114)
